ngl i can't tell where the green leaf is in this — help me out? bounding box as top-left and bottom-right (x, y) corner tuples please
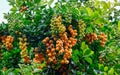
(115, 72), (118, 75)
(81, 42), (88, 50)
(0, 70), (4, 75)
(118, 21), (120, 31)
(34, 0), (41, 3)
(104, 66), (108, 71)
(40, 0), (47, 6)
(39, 61), (46, 67)
(84, 57), (92, 64)
(94, 1), (99, 8)
(72, 55), (79, 64)
(107, 1), (111, 8)
(72, 50), (79, 63)
(86, 26), (93, 33)
(84, 49), (91, 56)
(94, 18), (104, 24)
(108, 68), (114, 75)
(8, 72), (15, 75)
(83, 50), (94, 57)
(86, 7), (93, 16)
(102, 1), (108, 10)
(98, 64), (104, 71)
(73, 49), (79, 55)
(10, 7), (17, 11)
(34, 68), (42, 73)
(103, 72), (107, 75)
(48, 0), (54, 6)
(80, 7), (88, 16)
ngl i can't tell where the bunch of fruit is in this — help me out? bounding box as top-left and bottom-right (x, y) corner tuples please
(63, 11), (72, 23)
(50, 15), (66, 34)
(42, 37), (57, 64)
(18, 36), (30, 63)
(98, 33), (107, 47)
(99, 56), (104, 64)
(56, 39), (64, 55)
(85, 33), (98, 44)
(15, 31), (22, 35)
(85, 32), (107, 47)
(33, 48), (45, 63)
(78, 20), (86, 38)
(60, 25), (77, 64)
(42, 25), (77, 65)
(20, 6), (27, 12)
(68, 25), (78, 38)
(1, 35), (14, 50)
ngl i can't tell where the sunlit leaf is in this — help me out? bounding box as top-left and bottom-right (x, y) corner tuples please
(84, 57), (92, 64)
(118, 21), (120, 31)
(108, 68), (114, 75)
(48, 0), (54, 6)
(86, 7), (93, 16)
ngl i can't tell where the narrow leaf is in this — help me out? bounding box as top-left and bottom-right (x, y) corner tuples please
(118, 21), (120, 31)
(84, 57), (92, 64)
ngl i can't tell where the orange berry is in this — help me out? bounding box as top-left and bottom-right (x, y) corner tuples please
(48, 53), (52, 57)
(52, 52), (56, 56)
(46, 49), (50, 53)
(65, 60), (69, 64)
(61, 60), (65, 64)
(64, 46), (68, 49)
(46, 43), (49, 47)
(54, 37), (57, 41)
(52, 56), (56, 60)
(48, 58), (53, 62)
(56, 47), (59, 50)
(69, 45), (72, 48)
(38, 66), (43, 69)
(53, 60), (57, 64)
(68, 40), (71, 43)
(42, 37), (49, 43)
(59, 50), (63, 55)
(35, 54), (39, 58)
(51, 48), (55, 52)
(49, 40), (53, 44)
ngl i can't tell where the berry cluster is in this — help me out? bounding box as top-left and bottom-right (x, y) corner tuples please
(42, 37), (57, 64)
(64, 11), (72, 23)
(99, 56), (104, 64)
(23, 56), (30, 64)
(60, 25), (77, 64)
(98, 33), (107, 47)
(15, 31), (22, 35)
(33, 48), (45, 63)
(85, 33), (98, 44)
(85, 32), (107, 47)
(19, 36), (30, 63)
(42, 25), (77, 65)
(20, 6), (27, 12)
(1, 35), (14, 50)
(68, 25), (78, 38)
(50, 15), (66, 34)
(78, 20), (86, 38)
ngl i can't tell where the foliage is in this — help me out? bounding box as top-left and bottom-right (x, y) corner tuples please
(0, 0), (120, 75)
